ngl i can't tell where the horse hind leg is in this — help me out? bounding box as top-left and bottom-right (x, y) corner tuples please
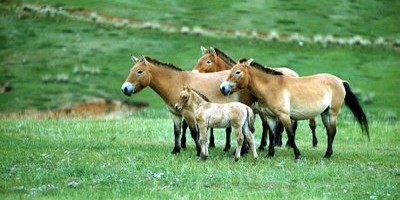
(321, 110), (337, 158)
(243, 125), (258, 160)
(309, 118), (318, 147)
(223, 127), (232, 152)
(234, 127), (244, 161)
(258, 116), (268, 150)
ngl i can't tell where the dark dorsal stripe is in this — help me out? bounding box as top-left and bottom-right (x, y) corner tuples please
(239, 58), (283, 76)
(191, 88), (210, 102)
(145, 56), (183, 71)
(214, 48), (236, 67)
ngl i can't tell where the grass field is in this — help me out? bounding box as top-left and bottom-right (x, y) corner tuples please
(1, 0), (399, 199)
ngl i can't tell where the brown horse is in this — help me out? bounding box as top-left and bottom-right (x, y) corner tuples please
(174, 86), (258, 161)
(193, 46), (318, 148)
(121, 55), (255, 156)
(220, 58), (369, 160)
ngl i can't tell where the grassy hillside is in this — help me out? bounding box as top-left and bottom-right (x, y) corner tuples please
(1, 2), (399, 117)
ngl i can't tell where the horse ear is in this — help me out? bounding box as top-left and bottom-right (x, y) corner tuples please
(246, 58), (254, 66)
(140, 55), (148, 64)
(131, 55), (139, 63)
(200, 46), (208, 55)
(210, 47), (216, 55)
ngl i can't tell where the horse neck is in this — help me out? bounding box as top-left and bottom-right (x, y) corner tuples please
(247, 67), (281, 100)
(186, 91), (207, 112)
(215, 55), (234, 71)
(147, 64), (184, 104)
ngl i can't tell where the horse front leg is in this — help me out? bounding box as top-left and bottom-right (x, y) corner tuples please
(265, 116), (277, 157)
(285, 119), (298, 148)
(209, 128), (215, 148)
(223, 127), (232, 152)
(171, 114), (182, 154)
(188, 125), (201, 156)
(279, 115), (301, 161)
(258, 115), (268, 150)
(181, 120), (188, 149)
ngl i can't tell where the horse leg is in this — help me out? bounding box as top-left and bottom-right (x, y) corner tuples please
(285, 120), (298, 148)
(198, 123), (209, 160)
(181, 120), (188, 149)
(243, 125), (258, 160)
(171, 114), (182, 154)
(265, 116), (277, 157)
(258, 116), (268, 150)
(279, 115), (301, 161)
(234, 127), (244, 161)
(209, 128), (215, 148)
(223, 127), (232, 152)
(309, 118), (318, 147)
(275, 121), (284, 147)
(188, 125), (201, 156)
(321, 111), (337, 158)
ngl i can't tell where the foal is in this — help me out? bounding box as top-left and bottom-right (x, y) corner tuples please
(175, 86), (258, 161)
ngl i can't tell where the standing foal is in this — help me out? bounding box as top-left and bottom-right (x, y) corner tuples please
(175, 86), (258, 161)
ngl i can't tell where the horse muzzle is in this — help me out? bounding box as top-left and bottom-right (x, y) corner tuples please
(121, 82), (135, 96)
(174, 103), (182, 112)
(219, 82), (232, 96)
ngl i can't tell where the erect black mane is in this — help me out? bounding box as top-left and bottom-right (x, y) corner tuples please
(239, 58), (283, 76)
(191, 88), (210, 102)
(144, 56), (183, 71)
(214, 48), (236, 67)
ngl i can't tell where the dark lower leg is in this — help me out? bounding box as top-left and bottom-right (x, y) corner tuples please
(324, 127), (337, 158)
(267, 126), (275, 157)
(189, 126), (201, 156)
(275, 121), (284, 147)
(172, 123), (181, 154)
(259, 120), (268, 150)
(309, 119), (318, 147)
(286, 127), (301, 160)
(181, 120), (188, 148)
(223, 127), (232, 152)
(209, 128), (215, 148)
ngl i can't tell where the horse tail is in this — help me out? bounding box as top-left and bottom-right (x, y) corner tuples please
(245, 107), (255, 133)
(343, 81), (370, 140)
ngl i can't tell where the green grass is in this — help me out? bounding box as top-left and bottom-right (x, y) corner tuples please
(0, 113), (399, 199)
(0, 1), (399, 199)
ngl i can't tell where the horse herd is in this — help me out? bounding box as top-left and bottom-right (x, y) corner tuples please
(121, 46), (370, 162)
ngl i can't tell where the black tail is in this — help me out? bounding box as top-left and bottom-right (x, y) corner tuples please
(343, 81), (370, 140)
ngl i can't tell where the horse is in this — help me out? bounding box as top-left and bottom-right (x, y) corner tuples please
(220, 58), (369, 161)
(174, 86), (258, 161)
(193, 46), (318, 148)
(121, 55), (255, 156)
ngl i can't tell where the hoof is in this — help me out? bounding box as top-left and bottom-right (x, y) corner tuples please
(266, 151), (275, 158)
(323, 154), (332, 159)
(312, 142), (318, 148)
(201, 155), (208, 160)
(223, 146), (230, 152)
(209, 143), (216, 148)
(171, 147), (180, 154)
(258, 146), (265, 151)
(295, 155), (302, 161)
(234, 157), (239, 162)
(294, 158), (302, 163)
(181, 143), (187, 149)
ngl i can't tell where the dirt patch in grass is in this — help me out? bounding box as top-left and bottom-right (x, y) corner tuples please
(0, 99), (148, 119)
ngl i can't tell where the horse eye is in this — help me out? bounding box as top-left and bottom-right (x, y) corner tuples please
(235, 70), (241, 75)
(137, 70), (143, 75)
(206, 60), (212, 65)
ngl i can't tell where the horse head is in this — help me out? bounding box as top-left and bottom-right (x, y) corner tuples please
(192, 46), (220, 73)
(220, 58), (253, 96)
(174, 85), (192, 112)
(121, 55), (152, 96)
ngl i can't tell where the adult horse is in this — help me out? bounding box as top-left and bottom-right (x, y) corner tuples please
(193, 46), (318, 148)
(121, 55), (255, 156)
(220, 58), (369, 160)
